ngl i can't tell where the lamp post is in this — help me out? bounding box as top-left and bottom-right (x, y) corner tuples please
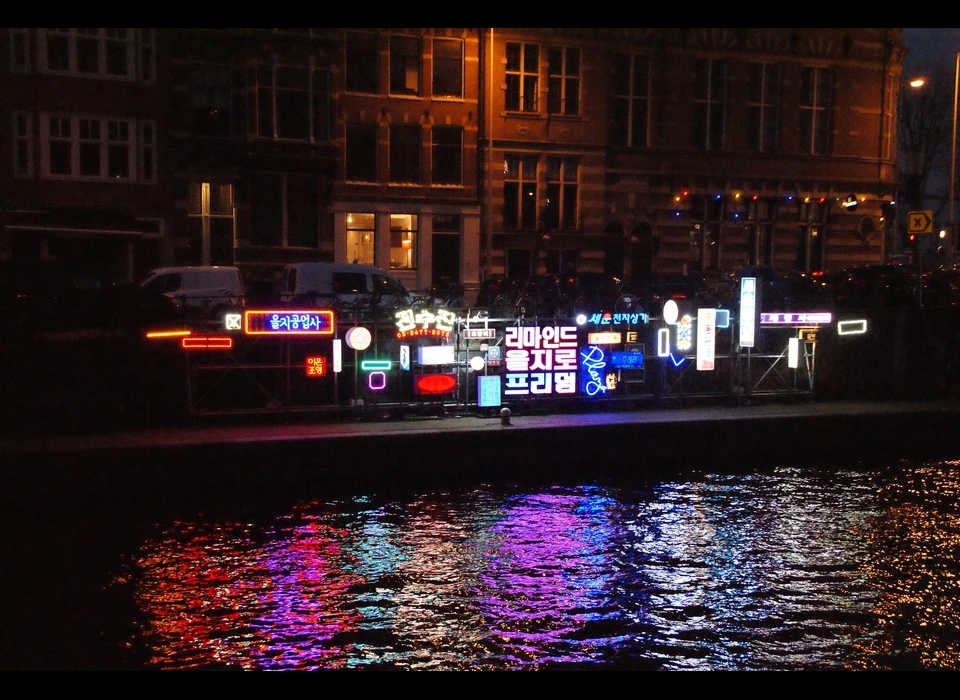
(949, 51), (959, 266)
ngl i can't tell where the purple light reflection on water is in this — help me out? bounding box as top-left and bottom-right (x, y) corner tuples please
(119, 462), (960, 670)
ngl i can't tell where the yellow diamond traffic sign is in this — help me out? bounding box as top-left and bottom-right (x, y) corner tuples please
(908, 210), (933, 234)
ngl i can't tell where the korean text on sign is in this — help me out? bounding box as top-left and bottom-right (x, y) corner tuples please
(503, 325), (578, 396)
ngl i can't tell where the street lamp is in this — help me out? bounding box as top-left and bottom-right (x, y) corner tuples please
(949, 51), (959, 266)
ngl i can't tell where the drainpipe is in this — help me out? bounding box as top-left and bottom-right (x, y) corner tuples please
(485, 28), (495, 281)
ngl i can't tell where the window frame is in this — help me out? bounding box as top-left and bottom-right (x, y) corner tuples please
(431, 125), (463, 186)
(800, 65), (833, 156)
(747, 61), (779, 153)
(345, 122), (378, 182)
(432, 37), (463, 99)
(38, 28), (135, 81)
(693, 57), (726, 151)
(40, 113), (142, 182)
(389, 34), (422, 97)
(389, 123), (422, 184)
(12, 111), (34, 178)
(505, 42), (540, 113)
(611, 53), (650, 149)
(546, 45), (580, 116)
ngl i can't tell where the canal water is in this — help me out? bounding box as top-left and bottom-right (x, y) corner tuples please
(3, 454), (960, 671)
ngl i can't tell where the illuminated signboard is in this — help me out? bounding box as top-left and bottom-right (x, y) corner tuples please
(368, 371), (387, 391)
(244, 310), (334, 336)
(395, 308), (457, 339)
(760, 312), (832, 325)
(580, 345), (616, 396)
(788, 337), (800, 369)
(414, 373), (457, 395)
(463, 327), (496, 340)
(609, 351), (644, 369)
(418, 345), (456, 366)
(305, 356), (327, 377)
(740, 277), (756, 348)
(504, 325), (578, 396)
(477, 375), (502, 407)
(676, 314), (693, 352)
(181, 336), (232, 350)
(225, 313), (242, 330)
(360, 359), (392, 371)
(587, 331), (622, 345)
(586, 312), (649, 326)
(697, 308), (716, 371)
(400, 344), (411, 370)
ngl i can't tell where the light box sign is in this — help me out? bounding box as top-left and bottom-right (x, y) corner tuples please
(395, 308), (457, 339)
(463, 328), (496, 340)
(760, 312), (832, 325)
(418, 344), (456, 366)
(504, 325), (578, 396)
(244, 310), (335, 335)
(587, 331), (622, 345)
(181, 336), (232, 350)
(609, 350), (644, 369)
(697, 308), (716, 371)
(477, 375), (502, 407)
(740, 277), (756, 348)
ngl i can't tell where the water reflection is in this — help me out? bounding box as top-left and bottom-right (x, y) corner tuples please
(119, 461), (960, 670)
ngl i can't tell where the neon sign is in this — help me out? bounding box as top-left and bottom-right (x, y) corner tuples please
(676, 314), (693, 352)
(244, 310), (334, 335)
(395, 308), (457, 339)
(305, 356), (327, 377)
(580, 345), (616, 396)
(414, 373), (457, 395)
(697, 308), (716, 371)
(609, 351), (643, 369)
(504, 325), (578, 396)
(586, 312), (649, 325)
(181, 336), (232, 350)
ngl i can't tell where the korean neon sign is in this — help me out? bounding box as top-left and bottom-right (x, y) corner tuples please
(305, 356), (327, 377)
(395, 308), (457, 339)
(244, 310), (335, 335)
(504, 325), (578, 396)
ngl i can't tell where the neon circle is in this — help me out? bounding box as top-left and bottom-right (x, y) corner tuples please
(470, 355), (486, 371)
(344, 326), (372, 350)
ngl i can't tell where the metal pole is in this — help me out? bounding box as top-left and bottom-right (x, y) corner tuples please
(951, 51), (959, 266)
(485, 28), (494, 280)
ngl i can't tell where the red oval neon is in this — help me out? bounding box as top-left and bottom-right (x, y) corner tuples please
(416, 374), (456, 395)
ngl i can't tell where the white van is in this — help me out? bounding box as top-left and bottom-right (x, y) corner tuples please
(138, 266), (245, 320)
(280, 262), (413, 309)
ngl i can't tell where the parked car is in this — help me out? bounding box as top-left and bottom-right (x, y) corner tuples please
(279, 262), (413, 311)
(136, 265), (245, 325)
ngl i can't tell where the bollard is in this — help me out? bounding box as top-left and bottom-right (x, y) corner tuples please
(500, 407), (511, 426)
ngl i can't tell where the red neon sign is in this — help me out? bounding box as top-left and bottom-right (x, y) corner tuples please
(181, 336), (233, 350)
(244, 309), (335, 336)
(305, 356), (327, 377)
(414, 373), (457, 395)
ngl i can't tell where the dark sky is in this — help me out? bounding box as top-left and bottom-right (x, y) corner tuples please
(902, 28), (960, 70)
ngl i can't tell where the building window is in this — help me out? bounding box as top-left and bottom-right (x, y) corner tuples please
(190, 63), (235, 139)
(747, 62), (778, 153)
(432, 38), (463, 98)
(693, 58), (725, 151)
(346, 31), (378, 94)
(13, 112), (33, 178)
(390, 214), (418, 270)
(390, 34), (421, 96)
(140, 121), (155, 183)
(611, 53), (649, 148)
(345, 123), (377, 182)
(137, 28), (154, 84)
(800, 66), (832, 155)
(503, 153), (538, 231)
(39, 28), (134, 80)
(544, 156), (579, 231)
(42, 114), (143, 181)
(547, 46), (580, 116)
(432, 125), (462, 185)
(505, 42), (539, 113)
(188, 182), (235, 265)
(347, 212), (376, 265)
(389, 124), (421, 184)
(252, 60), (328, 141)
(10, 29), (29, 73)
(247, 173), (318, 249)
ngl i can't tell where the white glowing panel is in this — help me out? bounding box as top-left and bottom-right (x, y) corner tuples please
(837, 319), (868, 335)
(344, 326), (372, 350)
(788, 337), (799, 368)
(225, 313), (242, 330)
(333, 338), (342, 373)
(657, 328), (670, 357)
(697, 308), (716, 371)
(586, 331), (622, 344)
(418, 344), (455, 366)
(400, 344), (410, 371)
(663, 299), (679, 325)
(740, 277), (756, 348)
